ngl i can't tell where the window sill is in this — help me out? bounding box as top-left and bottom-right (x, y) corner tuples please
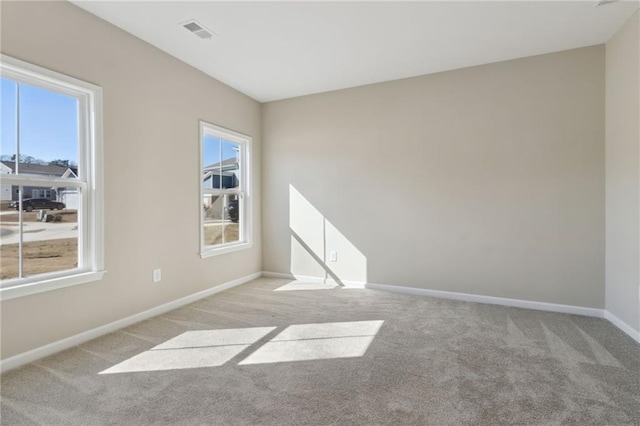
(0, 270), (106, 301)
(200, 242), (254, 258)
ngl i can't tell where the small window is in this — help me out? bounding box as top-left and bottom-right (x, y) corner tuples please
(0, 55), (104, 300)
(200, 122), (252, 257)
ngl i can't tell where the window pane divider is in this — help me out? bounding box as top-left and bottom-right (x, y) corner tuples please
(0, 175), (87, 189)
(202, 188), (242, 196)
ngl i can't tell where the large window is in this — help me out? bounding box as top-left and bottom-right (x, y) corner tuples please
(0, 55), (104, 300)
(200, 122), (251, 256)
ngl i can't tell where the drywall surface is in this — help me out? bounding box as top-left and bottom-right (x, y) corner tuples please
(0, 1), (261, 358)
(605, 11), (640, 334)
(263, 46), (605, 308)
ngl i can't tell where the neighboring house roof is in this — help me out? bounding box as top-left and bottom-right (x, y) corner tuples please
(0, 161), (78, 177)
(204, 157), (238, 173)
(0, 162), (11, 174)
(203, 158), (239, 185)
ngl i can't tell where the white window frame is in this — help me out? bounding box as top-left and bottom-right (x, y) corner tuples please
(199, 121), (252, 257)
(0, 55), (105, 301)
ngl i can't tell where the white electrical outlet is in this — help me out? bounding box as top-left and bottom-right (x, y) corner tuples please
(153, 269), (162, 283)
(329, 251), (338, 262)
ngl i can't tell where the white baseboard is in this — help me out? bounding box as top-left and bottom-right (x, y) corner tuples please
(261, 271), (604, 317)
(0, 272), (262, 374)
(365, 282), (605, 318)
(261, 271), (324, 283)
(260, 271), (291, 279)
(265, 271), (638, 344)
(4, 271), (636, 374)
(370, 281), (638, 343)
(604, 310), (640, 344)
(261, 271), (366, 288)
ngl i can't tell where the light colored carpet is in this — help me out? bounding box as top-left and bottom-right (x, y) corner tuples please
(1, 277), (639, 425)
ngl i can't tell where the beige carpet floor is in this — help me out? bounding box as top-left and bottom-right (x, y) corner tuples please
(1, 277), (639, 425)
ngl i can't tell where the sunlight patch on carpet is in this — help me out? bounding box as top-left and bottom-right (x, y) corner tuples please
(239, 320), (384, 365)
(99, 321), (384, 373)
(99, 327), (276, 374)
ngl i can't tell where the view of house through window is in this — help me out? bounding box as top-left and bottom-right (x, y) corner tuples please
(0, 56), (102, 290)
(201, 122), (250, 254)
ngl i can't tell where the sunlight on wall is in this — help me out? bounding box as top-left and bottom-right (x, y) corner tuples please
(290, 235), (326, 279)
(324, 220), (367, 284)
(99, 327), (276, 374)
(289, 185), (325, 259)
(289, 184), (367, 285)
(239, 320), (384, 365)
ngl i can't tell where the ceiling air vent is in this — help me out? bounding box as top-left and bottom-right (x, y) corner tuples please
(182, 20), (215, 40)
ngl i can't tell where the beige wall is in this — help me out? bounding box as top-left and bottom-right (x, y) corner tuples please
(263, 46), (606, 308)
(1, 1), (624, 361)
(0, 1), (261, 358)
(605, 11), (640, 333)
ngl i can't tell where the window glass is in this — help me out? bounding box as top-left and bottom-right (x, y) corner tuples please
(203, 135), (221, 190)
(200, 122), (250, 255)
(20, 185), (79, 278)
(0, 56), (103, 295)
(18, 83), (79, 176)
(0, 79), (17, 161)
(223, 194), (240, 244)
(221, 141), (240, 189)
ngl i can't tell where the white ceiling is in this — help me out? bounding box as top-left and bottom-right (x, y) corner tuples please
(73, 1), (639, 103)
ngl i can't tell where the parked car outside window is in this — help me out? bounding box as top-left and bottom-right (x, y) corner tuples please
(11, 198), (66, 212)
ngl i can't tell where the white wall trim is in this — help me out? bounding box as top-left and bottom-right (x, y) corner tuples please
(261, 271), (366, 288)
(4, 272), (636, 374)
(262, 272), (640, 341)
(365, 282), (605, 317)
(262, 271), (640, 343)
(0, 272), (261, 374)
(262, 271), (325, 283)
(604, 310), (640, 344)
(262, 271), (604, 317)
(0, 270), (106, 301)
